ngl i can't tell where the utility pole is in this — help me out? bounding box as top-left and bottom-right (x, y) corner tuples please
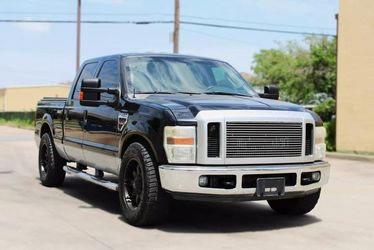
(76, 0), (81, 72)
(173, 0), (180, 53)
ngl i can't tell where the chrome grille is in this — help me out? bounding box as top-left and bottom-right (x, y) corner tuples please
(207, 137), (219, 157)
(207, 123), (220, 157)
(226, 122), (302, 158)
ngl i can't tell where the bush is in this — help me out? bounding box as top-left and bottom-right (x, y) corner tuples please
(0, 112), (35, 129)
(313, 98), (336, 151)
(323, 117), (336, 151)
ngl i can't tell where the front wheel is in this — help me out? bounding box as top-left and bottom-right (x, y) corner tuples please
(267, 189), (321, 215)
(118, 142), (170, 226)
(38, 133), (66, 187)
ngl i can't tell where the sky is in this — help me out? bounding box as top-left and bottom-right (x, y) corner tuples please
(0, 0), (338, 87)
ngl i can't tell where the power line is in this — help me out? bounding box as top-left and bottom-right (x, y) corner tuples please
(0, 19), (336, 37)
(181, 21), (335, 37)
(180, 15), (336, 31)
(0, 11), (173, 16)
(0, 19), (172, 24)
(182, 28), (254, 44)
(0, 11), (335, 31)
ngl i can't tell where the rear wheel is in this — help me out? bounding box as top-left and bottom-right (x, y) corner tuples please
(118, 142), (170, 226)
(38, 133), (66, 187)
(267, 189), (321, 215)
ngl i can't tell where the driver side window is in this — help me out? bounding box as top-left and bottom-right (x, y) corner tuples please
(73, 62), (98, 100)
(97, 60), (120, 101)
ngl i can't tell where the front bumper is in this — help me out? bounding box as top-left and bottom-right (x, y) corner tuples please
(159, 161), (330, 201)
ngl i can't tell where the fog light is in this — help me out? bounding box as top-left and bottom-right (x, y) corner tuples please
(312, 172), (321, 181)
(199, 176), (209, 187)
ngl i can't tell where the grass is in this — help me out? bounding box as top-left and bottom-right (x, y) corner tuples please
(0, 118), (34, 129)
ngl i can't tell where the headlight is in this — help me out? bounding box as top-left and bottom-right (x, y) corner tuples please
(164, 126), (196, 163)
(314, 126), (326, 160)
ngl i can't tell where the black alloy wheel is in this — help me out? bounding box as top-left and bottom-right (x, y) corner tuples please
(118, 142), (170, 226)
(39, 143), (49, 179)
(38, 133), (66, 187)
(123, 159), (144, 210)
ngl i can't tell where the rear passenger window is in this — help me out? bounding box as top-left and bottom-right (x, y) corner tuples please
(97, 60), (120, 101)
(73, 62), (98, 100)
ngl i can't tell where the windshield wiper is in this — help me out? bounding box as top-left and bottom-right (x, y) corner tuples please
(203, 91), (252, 97)
(175, 91), (201, 95)
(137, 91), (201, 95)
(136, 91), (174, 94)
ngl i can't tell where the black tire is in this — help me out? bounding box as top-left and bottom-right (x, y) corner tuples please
(38, 133), (66, 187)
(118, 142), (170, 226)
(267, 189), (321, 215)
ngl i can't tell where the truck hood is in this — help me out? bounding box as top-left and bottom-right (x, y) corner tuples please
(136, 94), (305, 119)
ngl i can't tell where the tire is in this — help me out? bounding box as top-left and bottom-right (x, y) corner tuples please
(38, 133), (66, 187)
(118, 142), (170, 226)
(267, 189), (321, 215)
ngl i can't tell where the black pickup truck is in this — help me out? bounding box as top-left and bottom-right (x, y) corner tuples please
(35, 53), (330, 226)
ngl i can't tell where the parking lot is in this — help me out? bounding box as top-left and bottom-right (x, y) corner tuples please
(0, 125), (373, 250)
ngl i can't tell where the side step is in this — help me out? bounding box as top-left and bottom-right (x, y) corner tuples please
(63, 166), (118, 191)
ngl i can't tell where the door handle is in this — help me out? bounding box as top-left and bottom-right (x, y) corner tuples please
(83, 110), (88, 126)
(65, 109), (69, 121)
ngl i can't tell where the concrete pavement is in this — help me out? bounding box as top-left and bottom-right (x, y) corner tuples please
(0, 125), (373, 250)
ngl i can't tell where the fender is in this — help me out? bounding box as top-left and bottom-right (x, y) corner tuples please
(119, 127), (167, 165)
(38, 112), (69, 161)
(118, 112), (172, 164)
(40, 113), (54, 136)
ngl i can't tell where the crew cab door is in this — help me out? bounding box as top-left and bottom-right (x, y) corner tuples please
(63, 62), (98, 162)
(82, 60), (122, 174)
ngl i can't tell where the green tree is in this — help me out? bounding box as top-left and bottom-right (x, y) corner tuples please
(251, 36), (337, 150)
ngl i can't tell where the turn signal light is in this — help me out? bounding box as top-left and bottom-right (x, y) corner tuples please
(166, 137), (194, 145)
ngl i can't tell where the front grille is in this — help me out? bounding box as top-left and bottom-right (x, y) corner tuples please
(207, 123), (220, 157)
(226, 122), (302, 158)
(305, 123), (313, 155)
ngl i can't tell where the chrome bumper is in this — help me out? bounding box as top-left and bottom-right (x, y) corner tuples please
(159, 161), (330, 199)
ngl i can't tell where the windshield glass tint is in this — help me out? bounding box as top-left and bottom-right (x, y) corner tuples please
(123, 56), (257, 96)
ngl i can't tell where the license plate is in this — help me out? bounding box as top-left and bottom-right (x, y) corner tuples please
(256, 177), (285, 197)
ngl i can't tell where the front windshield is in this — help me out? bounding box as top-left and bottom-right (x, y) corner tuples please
(123, 56), (257, 97)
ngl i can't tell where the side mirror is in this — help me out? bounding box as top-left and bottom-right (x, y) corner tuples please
(81, 79), (101, 104)
(80, 78), (119, 107)
(258, 85), (279, 100)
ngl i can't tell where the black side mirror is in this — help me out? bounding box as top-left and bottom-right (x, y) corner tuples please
(258, 85), (279, 100)
(81, 78), (101, 103)
(80, 78), (119, 107)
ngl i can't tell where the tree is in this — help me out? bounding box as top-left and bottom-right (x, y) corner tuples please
(251, 36), (337, 150)
(251, 36), (336, 104)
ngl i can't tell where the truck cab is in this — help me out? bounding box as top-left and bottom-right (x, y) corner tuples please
(35, 53), (330, 226)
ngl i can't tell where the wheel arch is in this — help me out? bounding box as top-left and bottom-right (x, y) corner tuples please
(39, 113), (54, 137)
(40, 122), (52, 137)
(120, 133), (160, 163)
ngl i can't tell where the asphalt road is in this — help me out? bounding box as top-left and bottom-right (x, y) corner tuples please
(1, 126), (374, 250)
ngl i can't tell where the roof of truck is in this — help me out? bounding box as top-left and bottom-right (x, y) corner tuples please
(84, 53), (222, 63)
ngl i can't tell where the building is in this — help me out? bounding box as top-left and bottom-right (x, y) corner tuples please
(0, 85), (70, 112)
(337, 0), (374, 153)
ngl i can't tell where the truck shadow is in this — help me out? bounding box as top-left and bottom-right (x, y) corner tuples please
(61, 176), (321, 233)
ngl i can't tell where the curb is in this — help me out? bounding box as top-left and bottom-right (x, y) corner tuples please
(327, 152), (374, 162)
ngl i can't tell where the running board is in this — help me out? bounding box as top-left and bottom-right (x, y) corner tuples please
(63, 166), (118, 191)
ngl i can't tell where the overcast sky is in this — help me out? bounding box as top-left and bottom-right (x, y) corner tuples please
(0, 0), (338, 87)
